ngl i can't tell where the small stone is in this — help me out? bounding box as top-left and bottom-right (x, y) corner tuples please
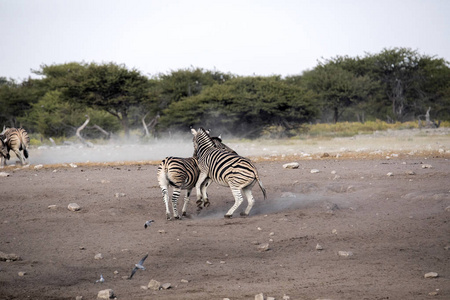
(76, 296), (83, 300)
(148, 279), (161, 290)
(255, 293), (265, 300)
(161, 283), (171, 290)
(94, 253), (103, 260)
(180, 279), (189, 283)
(338, 251), (353, 257)
(97, 289), (114, 299)
(444, 245), (450, 250)
(220, 261), (226, 264)
(68, 203), (81, 211)
(69, 163), (78, 168)
(158, 230), (166, 234)
(114, 192), (126, 197)
(421, 164), (432, 169)
(18, 271), (26, 276)
(445, 206), (450, 212)
(113, 270), (119, 275)
(429, 291), (439, 296)
(321, 152), (330, 158)
(101, 180), (110, 184)
(257, 243), (270, 252)
(283, 162), (299, 169)
(0, 172), (10, 177)
(206, 261), (213, 265)
(34, 164), (44, 170)
(310, 169), (320, 173)
(281, 192), (296, 198)
(424, 272), (438, 278)
(316, 243), (323, 250)
(332, 229), (338, 234)
(283, 295), (291, 300)
(0, 251), (21, 261)
(140, 285), (148, 290)
(386, 172), (394, 176)
(48, 205), (57, 209)
(406, 170), (416, 175)
(267, 297), (275, 300)
(269, 232), (275, 236)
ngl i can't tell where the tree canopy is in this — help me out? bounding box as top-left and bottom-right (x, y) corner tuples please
(1, 48), (448, 140)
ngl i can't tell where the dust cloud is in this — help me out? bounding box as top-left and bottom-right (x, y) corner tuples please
(28, 138), (195, 165)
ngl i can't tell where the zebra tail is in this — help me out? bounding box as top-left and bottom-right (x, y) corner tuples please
(254, 171), (267, 200)
(24, 148), (29, 159)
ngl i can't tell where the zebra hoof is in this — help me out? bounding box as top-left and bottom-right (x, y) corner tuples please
(196, 199), (203, 207)
(204, 201), (210, 208)
(182, 212), (187, 217)
(174, 216), (181, 220)
(166, 215), (171, 220)
(224, 214), (232, 219)
(240, 212), (248, 217)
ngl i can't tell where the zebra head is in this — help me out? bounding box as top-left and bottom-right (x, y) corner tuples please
(191, 127), (215, 157)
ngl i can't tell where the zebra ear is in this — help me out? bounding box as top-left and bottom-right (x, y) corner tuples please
(206, 129), (211, 134)
(191, 128), (197, 135)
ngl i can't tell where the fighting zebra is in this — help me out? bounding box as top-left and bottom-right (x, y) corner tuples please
(0, 127), (30, 167)
(191, 127), (266, 218)
(157, 134), (236, 220)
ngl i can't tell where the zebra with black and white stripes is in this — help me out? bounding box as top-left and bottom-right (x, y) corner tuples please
(157, 134), (236, 220)
(191, 127), (266, 218)
(0, 127), (30, 167)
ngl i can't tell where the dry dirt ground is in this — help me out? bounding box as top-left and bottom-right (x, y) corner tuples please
(0, 135), (449, 299)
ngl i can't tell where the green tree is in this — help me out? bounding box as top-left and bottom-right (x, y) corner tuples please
(160, 76), (319, 137)
(366, 48), (450, 122)
(301, 63), (374, 123)
(36, 62), (152, 137)
(0, 77), (41, 129)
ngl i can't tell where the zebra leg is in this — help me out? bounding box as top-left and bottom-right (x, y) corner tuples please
(171, 187), (182, 219)
(240, 186), (255, 217)
(14, 149), (25, 166)
(195, 172), (209, 210)
(161, 185), (172, 220)
(200, 178), (211, 207)
(224, 187), (245, 218)
(181, 189), (192, 217)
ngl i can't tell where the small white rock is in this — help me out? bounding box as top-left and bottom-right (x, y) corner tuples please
(48, 205), (57, 210)
(34, 164), (44, 170)
(114, 192), (126, 198)
(97, 289), (114, 299)
(18, 271), (26, 276)
(148, 279), (161, 290)
(0, 172), (10, 177)
(161, 283), (172, 290)
(255, 293), (265, 300)
(421, 164), (433, 169)
(316, 244), (323, 250)
(94, 253), (103, 260)
(69, 163), (78, 168)
(387, 172), (394, 176)
(424, 272), (439, 278)
(257, 243), (270, 252)
(310, 169), (320, 173)
(67, 203), (81, 211)
(181, 279), (189, 283)
(283, 162), (299, 169)
(338, 251), (353, 257)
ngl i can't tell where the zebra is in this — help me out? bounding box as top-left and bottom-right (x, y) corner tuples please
(191, 127), (266, 218)
(0, 127), (30, 167)
(157, 134), (236, 220)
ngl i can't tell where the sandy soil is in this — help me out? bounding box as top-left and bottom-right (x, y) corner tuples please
(0, 132), (449, 300)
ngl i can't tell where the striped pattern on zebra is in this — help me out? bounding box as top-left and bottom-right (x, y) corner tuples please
(191, 127), (266, 218)
(0, 127), (30, 167)
(157, 134), (236, 220)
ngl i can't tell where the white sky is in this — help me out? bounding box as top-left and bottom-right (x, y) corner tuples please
(1, 0), (449, 80)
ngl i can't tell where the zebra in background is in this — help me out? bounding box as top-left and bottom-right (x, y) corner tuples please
(157, 134), (236, 220)
(0, 127), (30, 167)
(191, 127), (266, 218)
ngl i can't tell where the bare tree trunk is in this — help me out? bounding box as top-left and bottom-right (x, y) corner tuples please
(142, 113), (160, 138)
(92, 124), (111, 138)
(76, 115), (94, 147)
